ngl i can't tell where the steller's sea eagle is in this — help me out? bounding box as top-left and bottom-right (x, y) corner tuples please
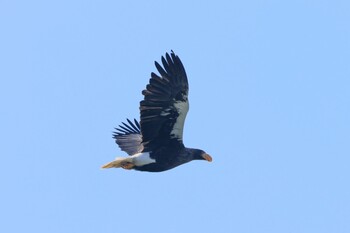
(101, 51), (212, 172)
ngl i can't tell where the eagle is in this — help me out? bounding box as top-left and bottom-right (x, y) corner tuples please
(102, 51), (212, 172)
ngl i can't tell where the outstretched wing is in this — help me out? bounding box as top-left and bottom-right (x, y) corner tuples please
(140, 51), (189, 151)
(113, 118), (143, 155)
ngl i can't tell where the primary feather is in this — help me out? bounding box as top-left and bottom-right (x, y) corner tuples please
(113, 119), (143, 155)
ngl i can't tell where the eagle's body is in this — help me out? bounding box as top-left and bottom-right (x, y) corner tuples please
(102, 51), (212, 172)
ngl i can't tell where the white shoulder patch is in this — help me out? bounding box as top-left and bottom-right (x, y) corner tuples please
(170, 99), (189, 140)
(131, 152), (156, 166)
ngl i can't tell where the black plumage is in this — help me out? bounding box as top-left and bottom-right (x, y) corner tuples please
(102, 51), (212, 172)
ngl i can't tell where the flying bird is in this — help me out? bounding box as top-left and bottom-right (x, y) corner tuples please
(102, 51), (212, 172)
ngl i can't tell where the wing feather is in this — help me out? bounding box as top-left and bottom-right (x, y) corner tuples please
(140, 51), (189, 151)
(113, 118), (143, 155)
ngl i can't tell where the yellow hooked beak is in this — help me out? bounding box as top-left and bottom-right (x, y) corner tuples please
(202, 153), (213, 162)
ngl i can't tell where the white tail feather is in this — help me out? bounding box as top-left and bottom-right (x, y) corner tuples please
(101, 157), (133, 169)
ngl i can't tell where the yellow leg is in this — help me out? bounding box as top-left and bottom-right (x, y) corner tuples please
(121, 162), (134, 170)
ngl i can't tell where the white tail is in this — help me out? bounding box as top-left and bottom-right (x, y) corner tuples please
(101, 157), (133, 169)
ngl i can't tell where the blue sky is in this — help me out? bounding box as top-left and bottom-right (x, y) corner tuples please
(1, 0), (349, 232)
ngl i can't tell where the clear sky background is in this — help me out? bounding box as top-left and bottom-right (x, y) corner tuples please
(1, 0), (349, 232)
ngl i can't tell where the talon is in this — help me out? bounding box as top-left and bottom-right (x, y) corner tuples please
(121, 162), (134, 170)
